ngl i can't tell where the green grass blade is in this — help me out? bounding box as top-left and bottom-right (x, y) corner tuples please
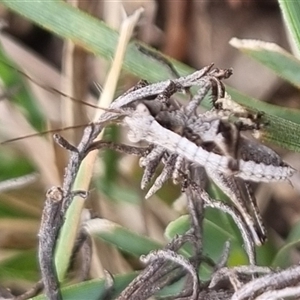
(85, 219), (162, 256)
(0, 0), (182, 82)
(32, 272), (137, 300)
(272, 220), (300, 268)
(228, 87), (300, 152)
(278, 0), (300, 54)
(0, 47), (44, 131)
(261, 114), (300, 152)
(228, 87), (300, 125)
(230, 38), (300, 88)
(31, 271), (186, 300)
(165, 214), (249, 265)
(0, 250), (39, 283)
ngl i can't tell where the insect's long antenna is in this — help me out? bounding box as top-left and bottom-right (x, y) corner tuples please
(0, 123), (95, 145)
(0, 106), (126, 145)
(0, 60), (128, 145)
(0, 59), (106, 111)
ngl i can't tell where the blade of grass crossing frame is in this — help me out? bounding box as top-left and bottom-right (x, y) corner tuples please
(278, 0), (300, 54)
(230, 38), (300, 88)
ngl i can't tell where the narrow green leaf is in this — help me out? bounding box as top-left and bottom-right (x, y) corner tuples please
(261, 114), (300, 152)
(272, 240), (300, 268)
(85, 219), (162, 256)
(0, 0), (180, 82)
(228, 87), (300, 152)
(31, 272), (186, 300)
(278, 0), (300, 54)
(0, 47), (44, 131)
(0, 151), (33, 181)
(32, 272), (137, 300)
(230, 38), (300, 88)
(0, 250), (39, 282)
(165, 214), (249, 265)
(228, 87), (300, 125)
(272, 220), (300, 268)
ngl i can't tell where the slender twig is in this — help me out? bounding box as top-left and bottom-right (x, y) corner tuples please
(38, 187), (64, 300)
(141, 250), (200, 299)
(38, 187), (88, 300)
(232, 265), (300, 300)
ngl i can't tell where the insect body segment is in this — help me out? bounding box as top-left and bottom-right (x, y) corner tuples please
(125, 102), (294, 183)
(117, 65), (295, 249)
